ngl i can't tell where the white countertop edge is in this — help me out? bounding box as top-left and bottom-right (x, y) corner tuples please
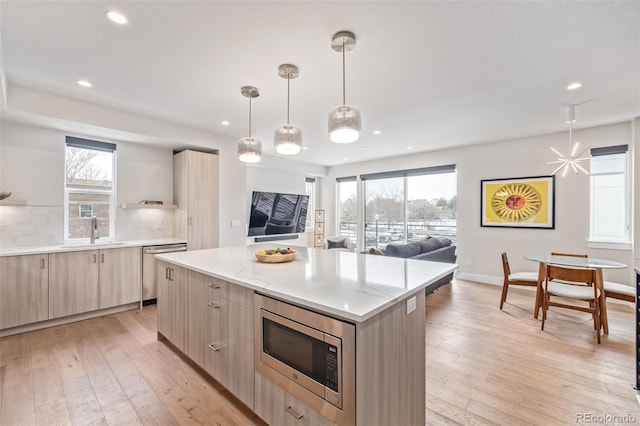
(0, 238), (187, 257)
(155, 253), (458, 323)
(260, 264), (458, 323)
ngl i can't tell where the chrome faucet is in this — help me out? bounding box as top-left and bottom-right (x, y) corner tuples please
(90, 216), (99, 244)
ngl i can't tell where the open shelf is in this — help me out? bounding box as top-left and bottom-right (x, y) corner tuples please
(121, 203), (177, 209)
(0, 199), (27, 206)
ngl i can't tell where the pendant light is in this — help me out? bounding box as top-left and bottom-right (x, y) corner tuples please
(274, 64), (302, 155)
(547, 105), (590, 176)
(328, 31), (361, 144)
(237, 86), (262, 163)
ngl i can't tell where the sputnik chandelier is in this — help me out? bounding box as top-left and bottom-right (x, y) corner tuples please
(547, 105), (590, 176)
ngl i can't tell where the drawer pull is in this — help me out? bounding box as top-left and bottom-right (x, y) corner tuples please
(208, 283), (220, 289)
(207, 343), (221, 352)
(285, 406), (304, 420)
(40, 258), (45, 269)
(208, 302), (221, 309)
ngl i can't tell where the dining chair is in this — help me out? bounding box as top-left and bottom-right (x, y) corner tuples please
(541, 264), (600, 344)
(500, 252), (539, 310)
(550, 252), (591, 286)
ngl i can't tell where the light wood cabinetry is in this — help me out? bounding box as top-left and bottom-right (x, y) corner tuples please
(157, 260), (188, 352)
(173, 150), (219, 251)
(180, 271), (254, 408)
(355, 290), (426, 426)
(49, 250), (100, 318)
(49, 247), (142, 319)
(0, 254), (49, 329)
(99, 246), (141, 309)
(255, 373), (336, 426)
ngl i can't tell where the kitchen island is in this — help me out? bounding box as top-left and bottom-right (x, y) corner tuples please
(156, 246), (457, 426)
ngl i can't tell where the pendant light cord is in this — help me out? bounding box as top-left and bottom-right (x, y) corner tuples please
(568, 121), (572, 152)
(342, 37), (346, 105)
(248, 97), (252, 138)
(287, 74), (291, 124)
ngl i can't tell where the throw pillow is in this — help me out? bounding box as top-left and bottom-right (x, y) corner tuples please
(385, 241), (421, 258)
(327, 237), (346, 249)
(368, 247), (385, 255)
(420, 238), (442, 253)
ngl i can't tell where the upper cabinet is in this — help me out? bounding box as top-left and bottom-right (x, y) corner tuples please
(173, 150), (219, 250)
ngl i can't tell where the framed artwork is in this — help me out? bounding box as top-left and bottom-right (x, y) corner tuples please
(481, 175), (555, 229)
(315, 210), (325, 223)
(315, 222), (324, 234)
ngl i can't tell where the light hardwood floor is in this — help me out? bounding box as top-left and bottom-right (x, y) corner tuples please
(1, 279), (639, 425)
(426, 280), (640, 425)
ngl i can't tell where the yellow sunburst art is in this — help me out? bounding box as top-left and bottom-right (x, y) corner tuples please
(490, 183), (542, 222)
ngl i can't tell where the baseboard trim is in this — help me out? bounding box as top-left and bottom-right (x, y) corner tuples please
(455, 272), (502, 286)
(0, 302), (140, 337)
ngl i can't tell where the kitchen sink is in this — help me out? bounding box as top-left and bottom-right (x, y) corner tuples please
(58, 242), (127, 249)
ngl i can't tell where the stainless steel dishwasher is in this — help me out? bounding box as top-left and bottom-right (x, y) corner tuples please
(142, 243), (187, 304)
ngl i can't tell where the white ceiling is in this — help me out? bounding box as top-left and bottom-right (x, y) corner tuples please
(1, 1), (638, 166)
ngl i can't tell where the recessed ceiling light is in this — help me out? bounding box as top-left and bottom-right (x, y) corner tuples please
(221, 120), (230, 126)
(106, 10), (128, 25)
(343, 157), (348, 161)
(302, 147), (309, 150)
(77, 80), (92, 87)
(373, 130), (381, 135)
(407, 146), (413, 150)
(566, 82), (583, 90)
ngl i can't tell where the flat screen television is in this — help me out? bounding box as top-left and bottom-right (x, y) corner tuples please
(248, 191), (309, 236)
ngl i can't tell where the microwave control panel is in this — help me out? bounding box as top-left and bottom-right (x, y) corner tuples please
(325, 344), (339, 392)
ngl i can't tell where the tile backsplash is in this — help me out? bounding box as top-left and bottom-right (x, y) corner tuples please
(0, 206), (63, 248)
(0, 206), (174, 248)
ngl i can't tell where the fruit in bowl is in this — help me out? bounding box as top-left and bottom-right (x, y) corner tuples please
(255, 247), (298, 263)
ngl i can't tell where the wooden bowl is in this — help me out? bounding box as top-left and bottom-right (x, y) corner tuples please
(255, 252), (298, 263)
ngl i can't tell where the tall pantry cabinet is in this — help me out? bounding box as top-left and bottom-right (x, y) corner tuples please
(173, 150), (219, 250)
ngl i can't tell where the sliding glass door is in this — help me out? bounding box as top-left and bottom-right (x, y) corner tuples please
(362, 166), (456, 250)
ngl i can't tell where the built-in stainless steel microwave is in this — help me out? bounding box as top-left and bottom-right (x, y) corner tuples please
(254, 294), (356, 425)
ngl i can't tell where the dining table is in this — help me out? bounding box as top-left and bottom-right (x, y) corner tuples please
(525, 254), (627, 335)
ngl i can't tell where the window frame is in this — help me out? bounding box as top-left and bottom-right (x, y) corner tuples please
(64, 137), (117, 243)
(361, 167), (457, 249)
(78, 203), (94, 219)
(587, 145), (631, 249)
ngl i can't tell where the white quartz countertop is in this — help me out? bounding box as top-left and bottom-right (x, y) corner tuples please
(0, 238), (187, 257)
(156, 246), (458, 323)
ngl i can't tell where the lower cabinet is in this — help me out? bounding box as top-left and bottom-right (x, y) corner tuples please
(49, 250), (100, 318)
(0, 254), (49, 329)
(157, 260), (188, 352)
(255, 372), (336, 426)
(186, 271), (254, 409)
(49, 247), (142, 319)
(99, 246), (141, 309)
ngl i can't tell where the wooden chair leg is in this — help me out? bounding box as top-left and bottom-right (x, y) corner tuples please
(595, 304), (601, 344)
(541, 295), (547, 331)
(500, 282), (509, 310)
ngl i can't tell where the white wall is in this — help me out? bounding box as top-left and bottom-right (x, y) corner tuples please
(2, 84), (249, 248)
(634, 118), (639, 272)
(0, 121), (176, 246)
(326, 121), (635, 285)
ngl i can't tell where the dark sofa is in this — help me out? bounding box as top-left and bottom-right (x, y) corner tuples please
(384, 237), (457, 294)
